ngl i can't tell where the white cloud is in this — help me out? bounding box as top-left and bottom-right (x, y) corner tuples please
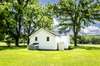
(81, 25), (100, 35)
(53, 18), (59, 25)
(53, 18), (100, 35)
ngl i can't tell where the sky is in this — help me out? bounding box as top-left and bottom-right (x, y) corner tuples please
(40, 0), (58, 5)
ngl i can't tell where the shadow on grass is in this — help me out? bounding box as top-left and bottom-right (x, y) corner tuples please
(1, 45), (100, 51)
(27, 46), (100, 51)
(0, 45), (27, 51)
(74, 45), (100, 50)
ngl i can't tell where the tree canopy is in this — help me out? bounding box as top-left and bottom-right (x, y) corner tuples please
(52, 0), (99, 46)
(0, 0), (53, 46)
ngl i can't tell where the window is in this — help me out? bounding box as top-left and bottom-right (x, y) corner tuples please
(47, 37), (50, 41)
(35, 37), (38, 41)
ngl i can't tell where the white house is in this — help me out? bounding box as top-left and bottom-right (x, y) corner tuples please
(28, 28), (70, 50)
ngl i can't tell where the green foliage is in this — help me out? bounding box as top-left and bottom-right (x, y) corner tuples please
(23, 0), (53, 45)
(71, 35), (100, 44)
(0, 2), (12, 41)
(0, 0), (53, 46)
(52, 0), (99, 46)
(93, 3), (100, 21)
(0, 33), (5, 41)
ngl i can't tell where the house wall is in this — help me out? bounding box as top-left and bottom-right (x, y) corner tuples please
(61, 35), (70, 49)
(29, 29), (57, 50)
(55, 35), (70, 49)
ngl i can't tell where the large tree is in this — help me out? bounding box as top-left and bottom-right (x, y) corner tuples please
(9, 0), (30, 46)
(0, 0), (53, 46)
(0, 0), (31, 46)
(52, 0), (99, 46)
(23, 2), (53, 45)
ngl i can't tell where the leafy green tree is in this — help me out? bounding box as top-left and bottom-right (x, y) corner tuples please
(23, 0), (40, 45)
(7, 0), (30, 46)
(52, 0), (99, 46)
(0, 1), (12, 41)
(0, 0), (53, 46)
(23, 2), (53, 45)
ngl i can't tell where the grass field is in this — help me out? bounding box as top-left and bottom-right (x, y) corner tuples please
(0, 43), (100, 66)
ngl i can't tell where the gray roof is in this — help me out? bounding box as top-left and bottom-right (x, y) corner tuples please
(30, 28), (69, 36)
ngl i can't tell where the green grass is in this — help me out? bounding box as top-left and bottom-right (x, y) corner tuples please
(0, 43), (100, 66)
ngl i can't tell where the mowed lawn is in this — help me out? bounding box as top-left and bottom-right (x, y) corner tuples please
(0, 43), (100, 66)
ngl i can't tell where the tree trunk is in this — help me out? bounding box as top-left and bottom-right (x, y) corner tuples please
(15, 37), (19, 47)
(27, 21), (31, 45)
(73, 32), (77, 46)
(73, 21), (78, 47)
(15, 11), (22, 47)
(27, 36), (30, 45)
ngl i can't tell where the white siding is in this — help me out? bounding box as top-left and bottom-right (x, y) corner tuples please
(61, 35), (70, 49)
(29, 29), (57, 50)
(29, 28), (70, 50)
(55, 35), (70, 49)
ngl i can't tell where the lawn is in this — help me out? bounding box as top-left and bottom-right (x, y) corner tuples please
(0, 43), (100, 66)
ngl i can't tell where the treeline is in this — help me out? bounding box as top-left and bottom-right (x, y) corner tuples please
(71, 35), (100, 44)
(0, 0), (99, 47)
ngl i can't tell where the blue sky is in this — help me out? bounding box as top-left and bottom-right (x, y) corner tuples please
(40, 0), (58, 5)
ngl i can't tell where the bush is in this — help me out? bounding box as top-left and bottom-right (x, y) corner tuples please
(71, 35), (100, 44)
(0, 33), (5, 41)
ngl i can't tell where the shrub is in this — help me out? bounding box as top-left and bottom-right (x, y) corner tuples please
(71, 35), (100, 44)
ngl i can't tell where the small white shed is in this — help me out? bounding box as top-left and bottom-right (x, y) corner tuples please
(28, 28), (70, 50)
